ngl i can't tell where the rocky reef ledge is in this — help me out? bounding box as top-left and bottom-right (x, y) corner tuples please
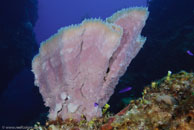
(33, 71), (194, 130)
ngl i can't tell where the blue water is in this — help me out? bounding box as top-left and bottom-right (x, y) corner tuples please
(34, 0), (147, 44)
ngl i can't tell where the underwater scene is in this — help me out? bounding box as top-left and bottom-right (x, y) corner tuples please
(0, 0), (194, 129)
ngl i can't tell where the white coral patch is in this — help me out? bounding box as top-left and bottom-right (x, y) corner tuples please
(67, 103), (79, 113)
(48, 111), (57, 120)
(55, 103), (62, 112)
(66, 48), (73, 53)
(42, 62), (49, 71)
(60, 50), (64, 55)
(60, 92), (67, 100)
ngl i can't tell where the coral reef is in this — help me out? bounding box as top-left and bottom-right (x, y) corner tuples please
(32, 7), (148, 121)
(33, 71), (194, 130)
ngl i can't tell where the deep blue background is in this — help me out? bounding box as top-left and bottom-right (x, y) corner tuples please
(34, 0), (146, 43)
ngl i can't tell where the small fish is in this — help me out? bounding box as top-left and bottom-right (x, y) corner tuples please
(104, 104), (110, 109)
(119, 86), (132, 93)
(187, 50), (194, 56)
(102, 104), (110, 114)
(94, 103), (98, 107)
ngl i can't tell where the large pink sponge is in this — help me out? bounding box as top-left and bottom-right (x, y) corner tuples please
(32, 7), (149, 121)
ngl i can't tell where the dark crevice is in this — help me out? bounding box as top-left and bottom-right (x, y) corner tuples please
(80, 82), (87, 99)
(73, 72), (81, 80)
(106, 67), (110, 74)
(57, 103), (64, 115)
(76, 40), (83, 58)
(80, 41), (83, 53)
(104, 67), (110, 81)
(104, 56), (114, 82)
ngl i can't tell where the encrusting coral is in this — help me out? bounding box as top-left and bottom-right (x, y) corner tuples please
(33, 71), (194, 130)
